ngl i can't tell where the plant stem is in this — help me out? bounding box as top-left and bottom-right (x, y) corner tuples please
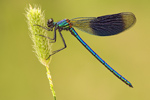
(46, 65), (56, 100)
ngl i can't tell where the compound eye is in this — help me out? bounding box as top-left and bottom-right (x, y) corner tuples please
(49, 18), (53, 23)
(47, 18), (53, 27)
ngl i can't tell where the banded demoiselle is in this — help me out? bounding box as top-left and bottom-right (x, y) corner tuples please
(35, 12), (136, 87)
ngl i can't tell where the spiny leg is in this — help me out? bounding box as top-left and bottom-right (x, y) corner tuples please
(46, 28), (67, 60)
(34, 24), (56, 43)
(35, 31), (56, 43)
(35, 34), (54, 40)
(33, 24), (52, 31)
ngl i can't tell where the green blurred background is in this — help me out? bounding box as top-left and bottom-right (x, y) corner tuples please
(0, 0), (149, 100)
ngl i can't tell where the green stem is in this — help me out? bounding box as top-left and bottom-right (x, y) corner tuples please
(46, 65), (56, 100)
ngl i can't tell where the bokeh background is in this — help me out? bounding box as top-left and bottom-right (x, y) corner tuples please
(0, 0), (149, 100)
